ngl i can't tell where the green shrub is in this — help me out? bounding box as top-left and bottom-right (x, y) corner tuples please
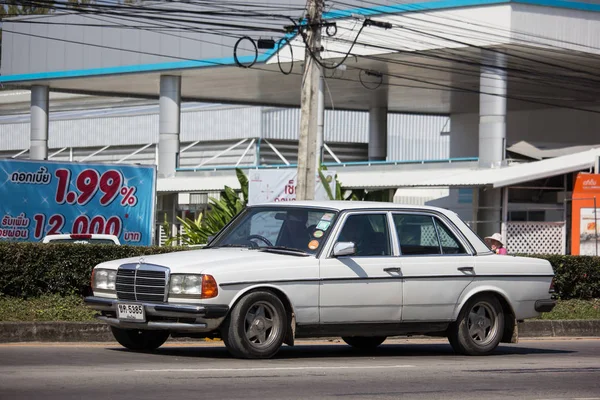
(523, 254), (600, 300)
(537, 298), (600, 320)
(0, 242), (184, 298)
(0, 293), (98, 321)
(1, 242), (599, 300)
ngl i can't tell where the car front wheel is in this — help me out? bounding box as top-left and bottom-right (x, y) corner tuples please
(222, 291), (286, 359)
(110, 327), (170, 351)
(342, 336), (387, 350)
(448, 294), (504, 356)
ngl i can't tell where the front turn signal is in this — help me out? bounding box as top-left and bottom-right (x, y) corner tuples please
(201, 275), (219, 299)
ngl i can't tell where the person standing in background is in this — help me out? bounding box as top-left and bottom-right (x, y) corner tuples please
(485, 233), (508, 255)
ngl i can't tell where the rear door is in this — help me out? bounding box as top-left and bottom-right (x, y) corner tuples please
(392, 212), (475, 322)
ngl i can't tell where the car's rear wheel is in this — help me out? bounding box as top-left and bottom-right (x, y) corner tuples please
(342, 336), (387, 350)
(222, 291), (286, 359)
(448, 294), (504, 356)
(110, 327), (170, 351)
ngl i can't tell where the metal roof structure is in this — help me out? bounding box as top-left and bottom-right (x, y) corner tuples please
(154, 146), (600, 192)
(334, 148), (600, 189)
(3, 1), (600, 114)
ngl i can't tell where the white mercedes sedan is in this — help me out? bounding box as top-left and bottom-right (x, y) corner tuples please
(85, 201), (556, 358)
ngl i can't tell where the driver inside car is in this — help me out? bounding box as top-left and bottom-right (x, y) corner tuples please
(276, 210), (310, 250)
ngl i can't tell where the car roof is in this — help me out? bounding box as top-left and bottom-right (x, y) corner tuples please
(42, 234), (120, 241)
(249, 200), (451, 213)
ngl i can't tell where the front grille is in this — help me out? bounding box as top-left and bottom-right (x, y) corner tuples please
(116, 264), (168, 303)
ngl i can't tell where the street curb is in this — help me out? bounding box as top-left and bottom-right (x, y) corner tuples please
(517, 319), (600, 337)
(1, 320), (599, 343)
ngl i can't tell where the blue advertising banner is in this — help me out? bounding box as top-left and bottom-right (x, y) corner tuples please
(0, 160), (156, 246)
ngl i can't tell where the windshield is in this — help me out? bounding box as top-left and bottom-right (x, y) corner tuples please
(210, 206), (338, 255)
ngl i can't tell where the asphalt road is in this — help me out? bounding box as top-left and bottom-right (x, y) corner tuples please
(1, 338), (599, 400)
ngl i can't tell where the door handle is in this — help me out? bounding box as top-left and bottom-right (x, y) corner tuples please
(383, 267), (402, 273)
(458, 266), (474, 272)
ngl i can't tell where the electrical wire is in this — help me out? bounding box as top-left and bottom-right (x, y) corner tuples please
(276, 37), (294, 75)
(6, 0), (600, 114)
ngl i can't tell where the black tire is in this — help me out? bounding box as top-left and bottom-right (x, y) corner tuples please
(448, 294), (505, 356)
(110, 327), (170, 351)
(342, 336), (387, 350)
(221, 291), (286, 359)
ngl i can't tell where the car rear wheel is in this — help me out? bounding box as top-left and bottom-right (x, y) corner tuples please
(342, 336), (387, 350)
(222, 291), (286, 359)
(110, 327), (170, 351)
(448, 294), (504, 356)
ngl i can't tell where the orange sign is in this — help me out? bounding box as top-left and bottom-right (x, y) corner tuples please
(571, 173), (600, 255)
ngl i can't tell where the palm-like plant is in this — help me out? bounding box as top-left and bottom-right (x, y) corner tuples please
(319, 167), (389, 201)
(164, 169), (248, 246)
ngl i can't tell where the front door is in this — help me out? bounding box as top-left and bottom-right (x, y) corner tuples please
(391, 213), (475, 322)
(319, 212), (404, 323)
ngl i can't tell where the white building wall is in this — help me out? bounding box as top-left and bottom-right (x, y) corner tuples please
(511, 4), (600, 55)
(449, 108), (600, 155)
(1, 104), (451, 162)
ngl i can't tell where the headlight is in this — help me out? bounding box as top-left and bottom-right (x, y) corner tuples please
(92, 268), (117, 291)
(170, 274), (201, 296)
(169, 274), (218, 298)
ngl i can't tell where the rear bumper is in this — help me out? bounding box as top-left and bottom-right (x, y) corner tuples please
(534, 299), (556, 313)
(84, 296), (229, 332)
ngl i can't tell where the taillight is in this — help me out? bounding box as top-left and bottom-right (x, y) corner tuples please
(201, 275), (219, 299)
(549, 278), (556, 293)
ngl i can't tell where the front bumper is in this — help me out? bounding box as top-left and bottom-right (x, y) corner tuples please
(84, 296), (229, 332)
(535, 299), (557, 313)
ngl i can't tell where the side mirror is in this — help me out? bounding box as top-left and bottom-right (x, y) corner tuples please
(333, 242), (356, 257)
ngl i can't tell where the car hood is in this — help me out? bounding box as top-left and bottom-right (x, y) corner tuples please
(94, 247), (315, 275)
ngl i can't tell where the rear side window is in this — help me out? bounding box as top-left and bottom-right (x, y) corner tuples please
(393, 214), (440, 255)
(393, 214), (467, 256)
(436, 220), (467, 254)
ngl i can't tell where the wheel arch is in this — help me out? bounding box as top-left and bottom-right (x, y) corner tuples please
(453, 285), (518, 344)
(226, 284), (297, 346)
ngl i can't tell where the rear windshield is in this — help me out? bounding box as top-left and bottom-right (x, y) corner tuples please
(46, 239), (117, 245)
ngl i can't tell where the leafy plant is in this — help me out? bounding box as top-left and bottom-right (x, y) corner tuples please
(319, 166), (389, 201)
(0, 242), (184, 298)
(172, 213), (209, 246)
(164, 168), (248, 246)
(0, 243), (600, 301)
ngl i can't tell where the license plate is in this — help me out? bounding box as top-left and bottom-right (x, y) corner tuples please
(117, 303), (145, 322)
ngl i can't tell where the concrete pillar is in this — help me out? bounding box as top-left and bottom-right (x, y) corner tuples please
(30, 85), (49, 160)
(478, 52), (507, 169)
(449, 113), (478, 158)
(158, 75), (181, 179)
(368, 105), (388, 161)
(477, 52), (507, 237)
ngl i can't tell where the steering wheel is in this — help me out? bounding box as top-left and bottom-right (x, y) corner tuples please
(246, 234), (273, 247)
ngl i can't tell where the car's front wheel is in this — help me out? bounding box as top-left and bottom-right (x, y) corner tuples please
(448, 294), (504, 356)
(110, 327), (170, 351)
(222, 291), (286, 359)
(342, 336), (387, 350)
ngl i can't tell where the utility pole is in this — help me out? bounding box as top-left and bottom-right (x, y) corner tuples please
(296, 0), (323, 200)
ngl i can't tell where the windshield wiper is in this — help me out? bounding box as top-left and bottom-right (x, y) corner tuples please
(209, 244), (254, 249)
(258, 246), (310, 256)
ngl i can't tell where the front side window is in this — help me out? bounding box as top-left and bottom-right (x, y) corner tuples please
(210, 207), (338, 255)
(337, 213), (391, 256)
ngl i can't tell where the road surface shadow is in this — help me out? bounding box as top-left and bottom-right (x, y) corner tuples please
(109, 342), (574, 360)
